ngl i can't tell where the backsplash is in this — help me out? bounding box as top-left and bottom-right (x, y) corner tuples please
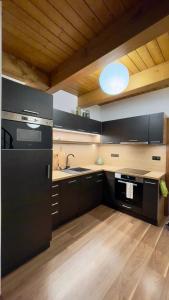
(53, 144), (98, 170)
(98, 144), (166, 172)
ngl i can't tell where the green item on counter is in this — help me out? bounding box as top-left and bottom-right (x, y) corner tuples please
(160, 179), (169, 198)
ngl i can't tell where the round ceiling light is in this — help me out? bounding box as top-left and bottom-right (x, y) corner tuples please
(99, 63), (129, 95)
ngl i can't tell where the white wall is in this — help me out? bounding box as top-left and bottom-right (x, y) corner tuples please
(101, 87), (169, 121)
(53, 90), (101, 121)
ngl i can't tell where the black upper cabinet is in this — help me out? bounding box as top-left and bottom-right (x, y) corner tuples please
(120, 115), (149, 143)
(149, 113), (165, 144)
(2, 78), (53, 120)
(102, 120), (121, 144)
(53, 109), (101, 134)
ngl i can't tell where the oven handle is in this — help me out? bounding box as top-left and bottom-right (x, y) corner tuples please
(118, 180), (137, 186)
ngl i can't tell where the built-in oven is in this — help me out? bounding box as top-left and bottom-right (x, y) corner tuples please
(115, 173), (143, 213)
(1, 111), (53, 149)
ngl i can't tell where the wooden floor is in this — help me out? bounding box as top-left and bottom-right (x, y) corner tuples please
(2, 205), (169, 300)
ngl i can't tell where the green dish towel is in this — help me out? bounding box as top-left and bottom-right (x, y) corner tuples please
(160, 180), (169, 198)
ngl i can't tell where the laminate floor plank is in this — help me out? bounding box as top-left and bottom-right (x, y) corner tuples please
(2, 205), (169, 300)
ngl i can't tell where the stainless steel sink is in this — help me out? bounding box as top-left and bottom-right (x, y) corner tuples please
(62, 167), (91, 174)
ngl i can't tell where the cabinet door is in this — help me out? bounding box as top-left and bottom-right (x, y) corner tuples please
(120, 115), (149, 143)
(104, 172), (115, 207)
(60, 178), (80, 223)
(143, 179), (158, 221)
(85, 118), (101, 134)
(102, 120), (121, 144)
(149, 113), (164, 144)
(2, 78), (53, 120)
(2, 149), (52, 276)
(93, 172), (104, 206)
(53, 109), (76, 130)
(79, 174), (96, 215)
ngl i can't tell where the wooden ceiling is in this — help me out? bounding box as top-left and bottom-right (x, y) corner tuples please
(2, 0), (169, 106)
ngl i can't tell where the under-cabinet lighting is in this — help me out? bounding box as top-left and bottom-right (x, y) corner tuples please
(53, 127), (100, 136)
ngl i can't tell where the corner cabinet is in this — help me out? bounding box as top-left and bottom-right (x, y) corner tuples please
(53, 109), (101, 134)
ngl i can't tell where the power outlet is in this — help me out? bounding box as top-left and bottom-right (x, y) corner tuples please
(152, 156), (161, 161)
(111, 153), (119, 158)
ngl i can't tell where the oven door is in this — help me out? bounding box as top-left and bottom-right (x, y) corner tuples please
(115, 178), (143, 210)
(1, 119), (52, 149)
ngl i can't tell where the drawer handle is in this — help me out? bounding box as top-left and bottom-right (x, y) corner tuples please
(96, 179), (103, 183)
(52, 184), (59, 188)
(52, 202), (58, 206)
(54, 125), (63, 128)
(122, 204), (131, 209)
(97, 173), (103, 176)
(52, 193), (59, 197)
(150, 141), (161, 143)
(51, 211), (59, 215)
(23, 109), (39, 115)
(77, 129), (86, 132)
(145, 181), (156, 185)
(92, 131), (99, 134)
(68, 180), (77, 184)
(86, 176), (93, 179)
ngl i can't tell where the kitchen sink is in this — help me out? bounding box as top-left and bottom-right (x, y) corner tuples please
(62, 167), (91, 174)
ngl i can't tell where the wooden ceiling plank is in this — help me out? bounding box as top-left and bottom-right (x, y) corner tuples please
(136, 45), (155, 68)
(2, 52), (49, 90)
(12, 0), (75, 54)
(67, 0), (103, 34)
(128, 50), (147, 71)
(3, 0), (69, 60)
(3, 11), (63, 65)
(103, 0), (125, 17)
(78, 60), (169, 107)
(3, 30), (54, 72)
(146, 39), (165, 65)
(157, 32), (169, 61)
(3, 13), (61, 66)
(30, 0), (87, 47)
(48, 0), (169, 93)
(48, 0), (94, 40)
(120, 55), (140, 74)
(85, 0), (113, 26)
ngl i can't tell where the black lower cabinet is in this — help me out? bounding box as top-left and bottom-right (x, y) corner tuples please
(142, 179), (159, 224)
(103, 172), (115, 207)
(51, 182), (61, 229)
(59, 178), (80, 224)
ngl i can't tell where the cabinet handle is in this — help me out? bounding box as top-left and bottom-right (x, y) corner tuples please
(51, 211), (59, 215)
(97, 173), (103, 176)
(52, 184), (59, 188)
(52, 202), (59, 206)
(47, 164), (50, 179)
(54, 125), (63, 128)
(92, 131), (99, 134)
(96, 179), (103, 183)
(122, 204), (131, 209)
(150, 141), (161, 144)
(68, 180), (77, 184)
(85, 176), (93, 179)
(52, 193), (59, 197)
(128, 139), (138, 142)
(145, 181), (156, 185)
(23, 109), (39, 115)
(77, 129), (86, 132)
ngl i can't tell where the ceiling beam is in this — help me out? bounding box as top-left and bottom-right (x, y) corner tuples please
(2, 52), (49, 91)
(78, 61), (169, 107)
(47, 0), (169, 94)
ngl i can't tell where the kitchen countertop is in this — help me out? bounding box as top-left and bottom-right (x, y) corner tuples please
(52, 164), (165, 182)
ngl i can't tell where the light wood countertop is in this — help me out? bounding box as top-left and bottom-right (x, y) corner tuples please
(52, 164), (165, 182)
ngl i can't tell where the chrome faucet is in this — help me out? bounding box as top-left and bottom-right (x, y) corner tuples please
(65, 154), (75, 169)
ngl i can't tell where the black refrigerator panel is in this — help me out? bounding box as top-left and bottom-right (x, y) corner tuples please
(1, 119), (52, 149)
(2, 149), (52, 276)
(2, 78), (53, 120)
